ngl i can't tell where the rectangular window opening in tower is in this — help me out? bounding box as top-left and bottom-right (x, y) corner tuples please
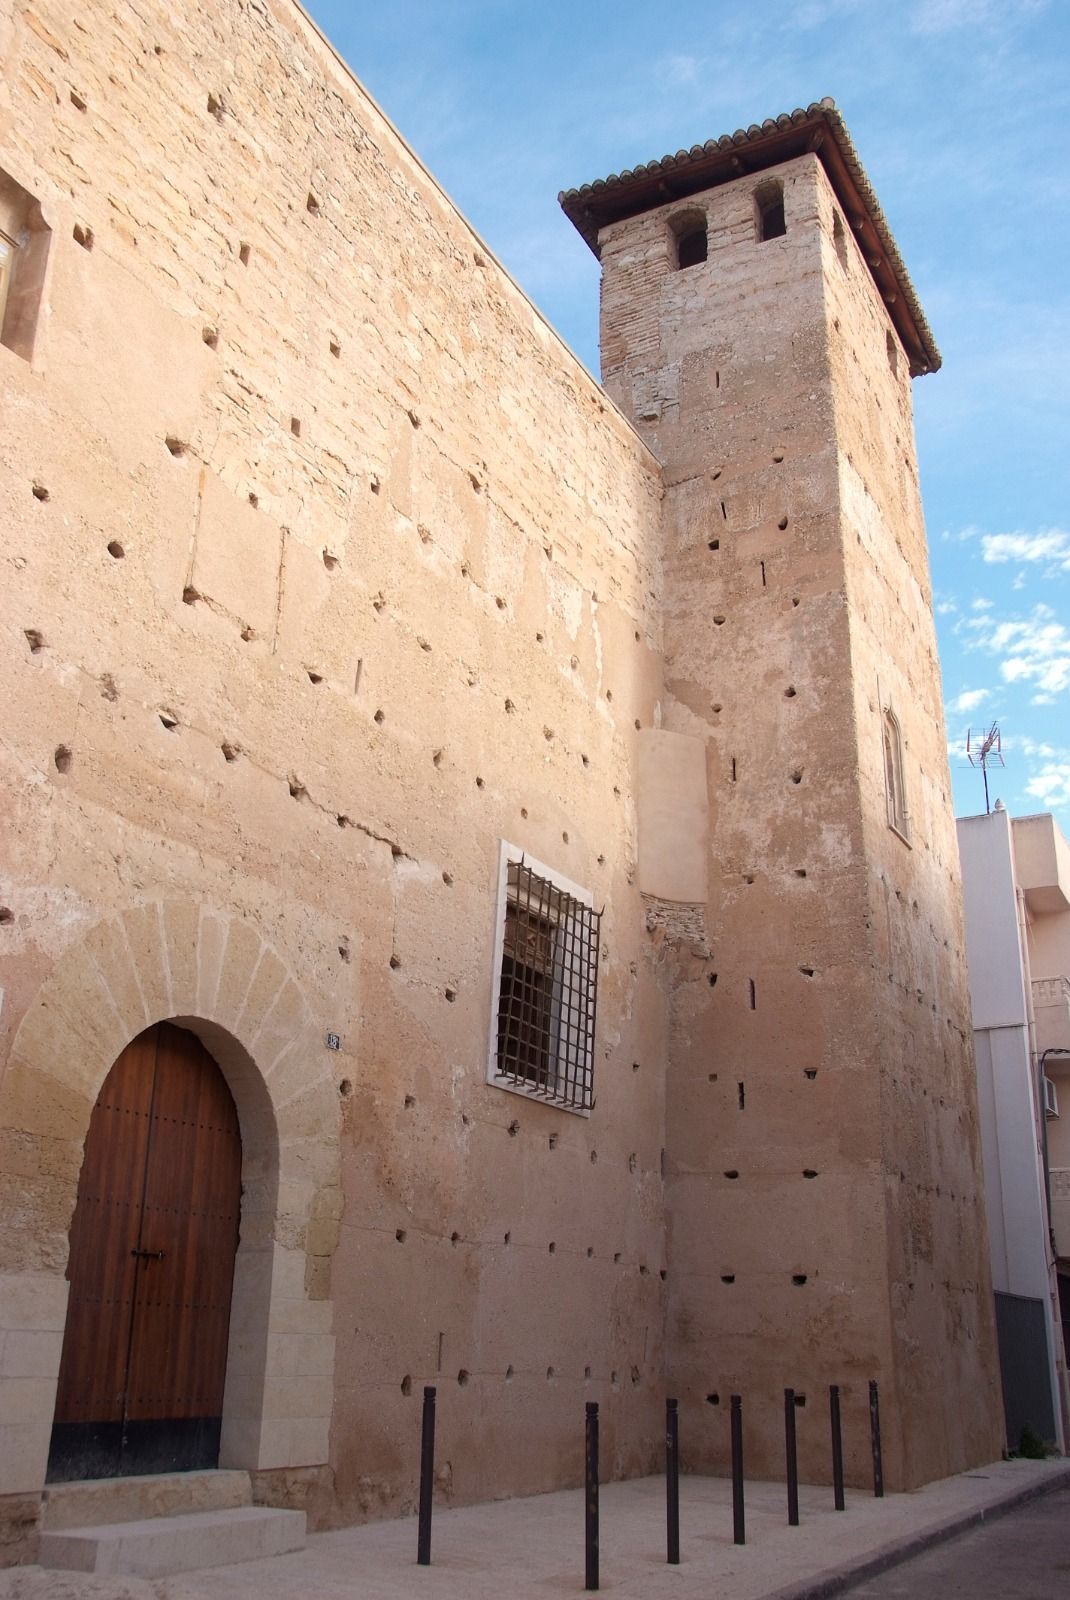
(670, 208), (708, 270)
(755, 180), (786, 243)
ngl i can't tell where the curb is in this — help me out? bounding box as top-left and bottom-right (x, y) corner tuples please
(766, 1461), (1070, 1600)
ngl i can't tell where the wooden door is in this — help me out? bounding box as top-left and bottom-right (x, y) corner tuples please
(48, 1023), (242, 1482)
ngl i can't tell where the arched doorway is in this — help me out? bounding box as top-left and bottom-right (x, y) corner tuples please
(47, 1022), (242, 1482)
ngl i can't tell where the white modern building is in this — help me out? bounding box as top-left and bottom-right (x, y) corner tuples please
(957, 806), (1070, 1452)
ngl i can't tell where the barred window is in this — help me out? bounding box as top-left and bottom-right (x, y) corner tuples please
(489, 849), (601, 1113)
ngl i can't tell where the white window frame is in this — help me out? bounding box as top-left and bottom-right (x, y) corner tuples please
(486, 840), (597, 1117)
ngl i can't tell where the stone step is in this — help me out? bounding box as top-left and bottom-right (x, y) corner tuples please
(42, 1469), (252, 1530)
(38, 1505), (306, 1577)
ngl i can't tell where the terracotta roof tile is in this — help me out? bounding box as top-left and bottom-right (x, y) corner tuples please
(559, 99), (940, 376)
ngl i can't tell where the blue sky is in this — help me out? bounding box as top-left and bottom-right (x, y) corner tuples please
(309, 0), (1069, 821)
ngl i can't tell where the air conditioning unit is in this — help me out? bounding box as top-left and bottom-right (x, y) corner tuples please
(1043, 1077), (1059, 1119)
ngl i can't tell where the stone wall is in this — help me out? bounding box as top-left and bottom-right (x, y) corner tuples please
(0, 0), (668, 1539)
(823, 166), (1004, 1484)
(0, 0), (1003, 1550)
(597, 151), (1002, 1487)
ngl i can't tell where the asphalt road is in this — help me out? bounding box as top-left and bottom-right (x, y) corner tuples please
(845, 1485), (1070, 1598)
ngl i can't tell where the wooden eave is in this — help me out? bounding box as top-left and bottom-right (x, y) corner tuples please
(558, 100), (940, 378)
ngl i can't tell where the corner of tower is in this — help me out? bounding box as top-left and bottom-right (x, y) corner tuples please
(560, 103), (1004, 1491)
(560, 100), (939, 414)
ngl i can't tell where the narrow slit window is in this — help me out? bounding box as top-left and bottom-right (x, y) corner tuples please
(491, 849), (600, 1113)
(883, 708), (910, 841)
(755, 180), (786, 242)
(0, 229), (15, 327)
(0, 168), (51, 362)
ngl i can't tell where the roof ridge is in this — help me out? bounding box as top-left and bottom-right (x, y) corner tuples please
(557, 100), (839, 203)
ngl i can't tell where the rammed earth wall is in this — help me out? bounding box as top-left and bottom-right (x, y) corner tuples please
(0, 0), (1002, 1558)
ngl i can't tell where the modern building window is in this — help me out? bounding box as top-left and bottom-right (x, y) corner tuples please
(755, 179), (786, 242)
(488, 844), (601, 1113)
(883, 708), (910, 841)
(669, 209), (708, 270)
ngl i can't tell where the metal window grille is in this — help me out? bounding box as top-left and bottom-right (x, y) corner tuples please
(495, 859), (601, 1111)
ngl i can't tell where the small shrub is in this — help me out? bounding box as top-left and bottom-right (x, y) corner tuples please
(1016, 1424), (1048, 1460)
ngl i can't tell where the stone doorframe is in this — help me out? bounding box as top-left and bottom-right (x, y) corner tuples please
(0, 900), (340, 1498)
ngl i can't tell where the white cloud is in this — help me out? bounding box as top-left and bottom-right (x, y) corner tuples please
(940, 526), (978, 544)
(961, 604), (1070, 698)
(1025, 762), (1070, 810)
(911, 0), (1045, 34)
(949, 688), (990, 713)
(653, 53), (704, 88)
(1015, 736), (1061, 760)
(981, 528), (1070, 572)
(792, 0), (870, 26)
(911, 0), (993, 30)
(1001, 736), (1070, 813)
(971, 597), (994, 611)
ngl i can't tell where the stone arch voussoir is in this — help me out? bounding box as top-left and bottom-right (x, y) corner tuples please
(0, 899), (339, 1494)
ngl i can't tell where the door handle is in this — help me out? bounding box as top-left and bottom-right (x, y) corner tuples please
(130, 1248), (165, 1260)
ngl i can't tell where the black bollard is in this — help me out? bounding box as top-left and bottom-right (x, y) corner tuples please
(784, 1389), (799, 1527)
(665, 1397), (680, 1565)
(869, 1380), (884, 1499)
(585, 1401), (600, 1591)
(830, 1385), (845, 1511)
(417, 1385), (436, 1565)
(730, 1393), (745, 1546)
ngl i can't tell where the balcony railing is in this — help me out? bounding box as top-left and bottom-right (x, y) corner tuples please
(1051, 1167), (1070, 1259)
(1033, 975), (1070, 1008)
(1034, 975), (1070, 1060)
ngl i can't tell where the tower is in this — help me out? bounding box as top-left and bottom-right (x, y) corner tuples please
(562, 101), (1003, 1487)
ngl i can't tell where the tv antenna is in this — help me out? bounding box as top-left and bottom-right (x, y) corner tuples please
(966, 723), (1004, 815)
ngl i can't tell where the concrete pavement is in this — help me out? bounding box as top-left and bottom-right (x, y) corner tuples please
(2, 1457), (1068, 1600)
(845, 1482), (1070, 1598)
